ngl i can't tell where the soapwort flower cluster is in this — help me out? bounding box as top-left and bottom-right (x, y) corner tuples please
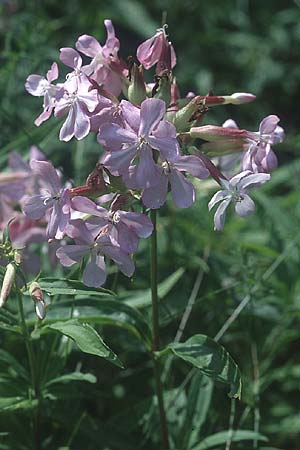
(0, 19), (285, 292)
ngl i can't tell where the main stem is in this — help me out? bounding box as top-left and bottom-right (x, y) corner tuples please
(150, 210), (170, 449)
(16, 286), (41, 450)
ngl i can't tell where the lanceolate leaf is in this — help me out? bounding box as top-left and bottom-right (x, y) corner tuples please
(33, 278), (114, 297)
(191, 430), (268, 450)
(27, 298), (151, 348)
(45, 372), (97, 387)
(161, 334), (242, 399)
(47, 319), (123, 368)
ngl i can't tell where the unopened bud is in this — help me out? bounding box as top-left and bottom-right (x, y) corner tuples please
(29, 282), (43, 302)
(127, 63), (147, 105)
(174, 97), (202, 132)
(153, 75), (171, 106)
(0, 263), (16, 307)
(201, 140), (247, 156)
(190, 125), (248, 141)
(222, 92), (256, 105)
(35, 301), (46, 320)
(30, 282), (46, 320)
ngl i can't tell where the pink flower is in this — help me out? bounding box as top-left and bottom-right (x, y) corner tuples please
(137, 27), (176, 70)
(76, 20), (125, 96)
(142, 155), (209, 209)
(25, 63), (63, 126)
(54, 48), (100, 141)
(71, 195), (153, 253)
(242, 115), (285, 173)
(99, 98), (179, 189)
(23, 160), (71, 239)
(56, 219), (135, 288)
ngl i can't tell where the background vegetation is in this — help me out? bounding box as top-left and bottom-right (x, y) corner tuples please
(0, 1), (300, 449)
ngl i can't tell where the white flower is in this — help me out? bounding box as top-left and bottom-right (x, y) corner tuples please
(208, 171), (270, 230)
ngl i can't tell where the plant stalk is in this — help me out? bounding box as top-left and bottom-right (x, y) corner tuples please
(150, 210), (170, 449)
(16, 285), (41, 450)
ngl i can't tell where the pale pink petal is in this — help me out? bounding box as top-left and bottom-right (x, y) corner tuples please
(46, 62), (59, 82)
(139, 98), (166, 137)
(76, 34), (102, 58)
(137, 31), (164, 69)
(172, 155), (210, 179)
(115, 222), (139, 253)
(34, 108), (53, 126)
(102, 146), (137, 172)
(56, 245), (90, 267)
(59, 106), (76, 142)
(25, 75), (47, 96)
(259, 115), (280, 135)
(169, 169), (195, 209)
(71, 196), (108, 218)
(120, 100), (141, 133)
(73, 100), (91, 140)
(23, 195), (49, 220)
(83, 253), (106, 287)
(135, 145), (161, 188)
(66, 219), (94, 245)
(118, 211), (153, 238)
(102, 243), (135, 277)
(147, 136), (179, 160)
(60, 48), (82, 69)
(98, 123), (137, 150)
(30, 160), (61, 194)
(142, 175), (168, 209)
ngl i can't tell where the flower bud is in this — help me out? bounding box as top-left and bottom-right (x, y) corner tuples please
(190, 125), (248, 141)
(30, 282), (46, 320)
(127, 63), (147, 105)
(222, 92), (256, 105)
(153, 75), (171, 106)
(201, 140), (247, 156)
(174, 97), (203, 132)
(0, 263), (16, 307)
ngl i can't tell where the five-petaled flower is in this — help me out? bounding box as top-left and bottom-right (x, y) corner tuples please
(208, 171), (270, 231)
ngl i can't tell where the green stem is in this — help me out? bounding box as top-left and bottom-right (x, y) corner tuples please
(16, 286), (41, 450)
(150, 210), (170, 449)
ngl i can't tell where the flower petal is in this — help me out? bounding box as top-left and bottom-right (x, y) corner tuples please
(76, 34), (102, 58)
(169, 168), (195, 209)
(135, 145), (161, 189)
(23, 195), (50, 220)
(56, 244), (90, 267)
(213, 198), (231, 231)
(60, 48), (82, 69)
(142, 174), (168, 209)
(259, 115), (280, 135)
(30, 160), (61, 194)
(139, 98), (166, 137)
(208, 190), (230, 211)
(172, 155), (209, 179)
(83, 253), (106, 287)
(98, 123), (137, 150)
(118, 211), (153, 238)
(235, 194), (255, 217)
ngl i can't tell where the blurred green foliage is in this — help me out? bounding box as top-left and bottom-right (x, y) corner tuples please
(0, 0), (300, 449)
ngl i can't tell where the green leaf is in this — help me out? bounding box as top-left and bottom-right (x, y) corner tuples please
(33, 278), (114, 297)
(0, 397), (38, 412)
(191, 430), (268, 450)
(45, 372), (97, 387)
(27, 298), (151, 348)
(47, 319), (123, 368)
(161, 334), (242, 399)
(182, 374), (213, 449)
(124, 267), (185, 308)
(0, 350), (28, 380)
